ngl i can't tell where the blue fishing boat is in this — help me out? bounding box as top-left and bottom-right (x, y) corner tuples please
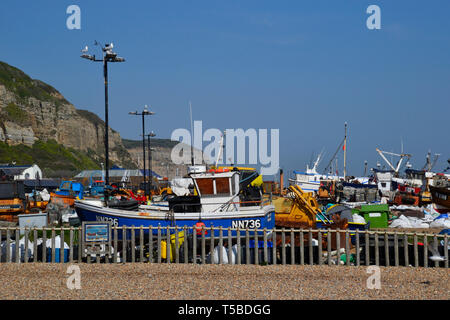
(75, 169), (275, 237)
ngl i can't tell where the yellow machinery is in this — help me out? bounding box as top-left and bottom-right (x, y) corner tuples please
(274, 185), (322, 229)
(160, 230), (185, 261)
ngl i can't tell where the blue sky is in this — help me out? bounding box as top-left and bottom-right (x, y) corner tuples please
(1, 0), (449, 178)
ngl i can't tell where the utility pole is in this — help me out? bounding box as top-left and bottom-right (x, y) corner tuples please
(343, 122), (347, 180)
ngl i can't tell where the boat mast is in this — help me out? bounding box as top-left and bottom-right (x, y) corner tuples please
(343, 122), (347, 180)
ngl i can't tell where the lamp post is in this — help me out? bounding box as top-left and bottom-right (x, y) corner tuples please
(143, 132), (156, 193)
(80, 42), (125, 187)
(129, 105), (155, 198)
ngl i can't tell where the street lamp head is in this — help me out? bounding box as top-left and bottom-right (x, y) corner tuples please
(81, 53), (95, 61)
(149, 131), (156, 137)
(129, 111), (138, 115)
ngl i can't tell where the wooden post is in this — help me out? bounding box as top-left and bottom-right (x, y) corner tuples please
(403, 233), (409, 267)
(123, 226), (127, 263)
(300, 229), (305, 266)
(374, 231), (379, 266)
(254, 228), (259, 265)
(175, 226), (180, 264)
(245, 228), (249, 265)
(308, 228), (313, 266)
(384, 232), (389, 267)
(281, 228), (286, 265)
(365, 231), (369, 266)
(355, 229), (360, 266)
(219, 227), (223, 265)
(166, 226), (171, 264)
(413, 233), (418, 267)
(33, 228), (38, 263)
(423, 234), (428, 268)
(263, 228), (268, 264)
(236, 227), (241, 265)
(228, 227), (233, 265)
(148, 227), (153, 263)
(290, 229), (295, 265)
(318, 230), (322, 266)
(60, 227), (64, 264)
(272, 229), (277, 265)
(69, 227), (74, 263)
(444, 235), (448, 269)
(327, 229), (331, 266)
(210, 227), (215, 264)
(6, 228), (11, 263)
(51, 228), (55, 263)
(183, 226), (188, 264)
(202, 227), (207, 264)
(433, 235), (439, 268)
(24, 228), (29, 263)
(131, 226), (136, 263)
(157, 226), (161, 263)
(113, 227), (118, 263)
(394, 232), (399, 267)
(140, 227), (144, 263)
(335, 228), (340, 266)
(77, 227), (82, 263)
(345, 230), (350, 266)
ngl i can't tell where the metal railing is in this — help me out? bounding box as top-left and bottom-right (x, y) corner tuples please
(0, 226), (448, 268)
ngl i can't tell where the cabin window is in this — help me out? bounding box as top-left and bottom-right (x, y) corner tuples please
(381, 183), (386, 188)
(196, 178), (214, 195)
(215, 177), (230, 195)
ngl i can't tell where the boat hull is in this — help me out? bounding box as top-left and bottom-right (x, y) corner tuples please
(430, 186), (450, 211)
(75, 200), (275, 237)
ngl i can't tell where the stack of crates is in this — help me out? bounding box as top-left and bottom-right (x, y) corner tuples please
(352, 204), (389, 229)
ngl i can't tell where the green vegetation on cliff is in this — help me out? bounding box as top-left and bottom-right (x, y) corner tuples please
(0, 140), (101, 177)
(0, 61), (69, 106)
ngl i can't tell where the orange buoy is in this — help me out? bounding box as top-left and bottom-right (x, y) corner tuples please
(194, 221), (207, 235)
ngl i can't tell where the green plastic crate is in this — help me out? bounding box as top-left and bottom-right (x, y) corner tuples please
(353, 204), (389, 229)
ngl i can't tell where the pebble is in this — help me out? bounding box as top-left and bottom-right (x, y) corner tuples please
(0, 264), (448, 300)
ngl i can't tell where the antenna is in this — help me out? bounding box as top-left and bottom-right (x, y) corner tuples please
(189, 101), (194, 166)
